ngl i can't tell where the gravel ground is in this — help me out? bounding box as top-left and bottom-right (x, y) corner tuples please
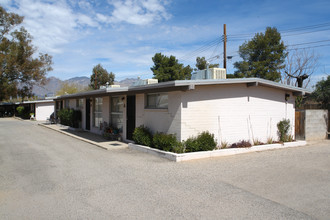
(0, 118), (329, 219)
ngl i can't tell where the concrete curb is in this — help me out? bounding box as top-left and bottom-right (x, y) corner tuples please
(38, 123), (108, 150)
(128, 141), (308, 162)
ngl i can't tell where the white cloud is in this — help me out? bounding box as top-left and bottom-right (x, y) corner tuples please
(107, 0), (171, 25)
(1, 0), (100, 54)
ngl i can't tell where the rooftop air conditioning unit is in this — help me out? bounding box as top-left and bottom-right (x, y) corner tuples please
(191, 68), (226, 80)
(109, 85), (120, 88)
(132, 78), (158, 86)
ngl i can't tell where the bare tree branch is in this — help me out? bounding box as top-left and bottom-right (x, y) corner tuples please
(282, 49), (319, 88)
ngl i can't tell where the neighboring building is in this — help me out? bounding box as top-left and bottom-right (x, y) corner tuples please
(54, 78), (310, 144)
(23, 99), (55, 121)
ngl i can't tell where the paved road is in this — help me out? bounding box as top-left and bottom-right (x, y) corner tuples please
(0, 118), (329, 219)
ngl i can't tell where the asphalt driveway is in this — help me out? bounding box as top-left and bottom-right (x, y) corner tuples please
(0, 118), (329, 219)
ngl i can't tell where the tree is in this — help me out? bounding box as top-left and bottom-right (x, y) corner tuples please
(233, 27), (287, 82)
(89, 64), (115, 90)
(195, 56), (219, 70)
(282, 49), (318, 88)
(311, 75), (330, 109)
(56, 82), (79, 96)
(0, 6), (53, 101)
(151, 53), (192, 82)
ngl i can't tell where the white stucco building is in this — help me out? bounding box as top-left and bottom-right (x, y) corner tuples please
(54, 78), (309, 144)
(23, 99), (55, 121)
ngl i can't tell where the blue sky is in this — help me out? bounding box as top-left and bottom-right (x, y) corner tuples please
(1, 0), (330, 86)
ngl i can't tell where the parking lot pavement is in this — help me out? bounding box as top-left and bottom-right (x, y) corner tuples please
(0, 118), (329, 219)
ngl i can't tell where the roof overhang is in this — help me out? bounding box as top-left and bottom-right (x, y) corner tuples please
(54, 78), (311, 100)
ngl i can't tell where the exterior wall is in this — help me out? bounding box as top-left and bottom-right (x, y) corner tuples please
(305, 109), (328, 141)
(35, 102), (54, 121)
(180, 84), (295, 144)
(135, 91), (182, 139)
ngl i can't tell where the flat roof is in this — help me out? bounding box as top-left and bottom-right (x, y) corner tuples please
(23, 99), (55, 104)
(55, 78), (311, 100)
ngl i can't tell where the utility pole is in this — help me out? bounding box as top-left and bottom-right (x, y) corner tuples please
(223, 24), (227, 69)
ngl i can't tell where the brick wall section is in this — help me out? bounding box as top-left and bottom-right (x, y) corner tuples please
(305, 109), (328, 141)
(180, 84), (295, 144)
(135, 91), (182, 139)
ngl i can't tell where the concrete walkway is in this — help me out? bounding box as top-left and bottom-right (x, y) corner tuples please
(38, 122), (128, 150)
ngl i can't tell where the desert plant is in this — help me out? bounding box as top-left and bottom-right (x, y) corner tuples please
(277, 119), (291, 142)
(153, 133), (178, 152)
(230, 140), (252, 148)
(132, 125), (153, 147)
(266, 137), (275, 144)
(219, 141), (229, 149)
(253, 138), (264, 146)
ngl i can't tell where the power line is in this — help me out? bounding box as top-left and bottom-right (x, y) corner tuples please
(179, 37), (222, 61)
(288, 39), (330, 47)
(227, 21), (330, 38)
(287, 43), (330, 51)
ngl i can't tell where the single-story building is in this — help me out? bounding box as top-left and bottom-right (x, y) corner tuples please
(23, 99), (55, 121)
(54, 78), (310, 144)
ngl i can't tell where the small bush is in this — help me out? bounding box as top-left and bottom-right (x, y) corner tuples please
(277, 119), (291, 142)
(153, 133), (178, 152)
(172, 142), (185, 153)
(185, 131), (216, 152)
(58, 108), (73, 126)
(230, 140), (252, 148)
(184, 137), (199, 153)
(132, 125), (153, 147)
(16, 106), (25, 116)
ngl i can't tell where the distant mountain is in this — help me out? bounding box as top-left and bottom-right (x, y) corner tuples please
(32, 76), (140, 98)
(115, 78), (139, 87)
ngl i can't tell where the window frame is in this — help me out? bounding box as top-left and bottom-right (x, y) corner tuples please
(110, 96), (124, 132)
(93, 97), (103, 128)
(76, 98), (83, 109)
(145, 93), (168, 109)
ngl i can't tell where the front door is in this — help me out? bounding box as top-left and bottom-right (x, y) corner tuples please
(86, 98), (91, 130)
(126, 95), (136, 140)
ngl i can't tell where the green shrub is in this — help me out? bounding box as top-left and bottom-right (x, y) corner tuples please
(16, 106), (25, 116)
(172, 142), (185, 153)
(230, 140), (252, 148)
(16, 106), (31, 119)
(184, 131), (216, 152)
(132, 125), (153, 147)
(277, 119), (291, 142)
(184, 137), (199, 152)
(57, 108), (74, 126)
(153, 132), (178, 152)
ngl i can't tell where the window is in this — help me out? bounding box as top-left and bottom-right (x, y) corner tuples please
(93, 97), (103, 127)
(76, 99), (83, 108)
(64, 99), (69, 108)
(146, 93), (168, 109)
(111, 96), (124, 132)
